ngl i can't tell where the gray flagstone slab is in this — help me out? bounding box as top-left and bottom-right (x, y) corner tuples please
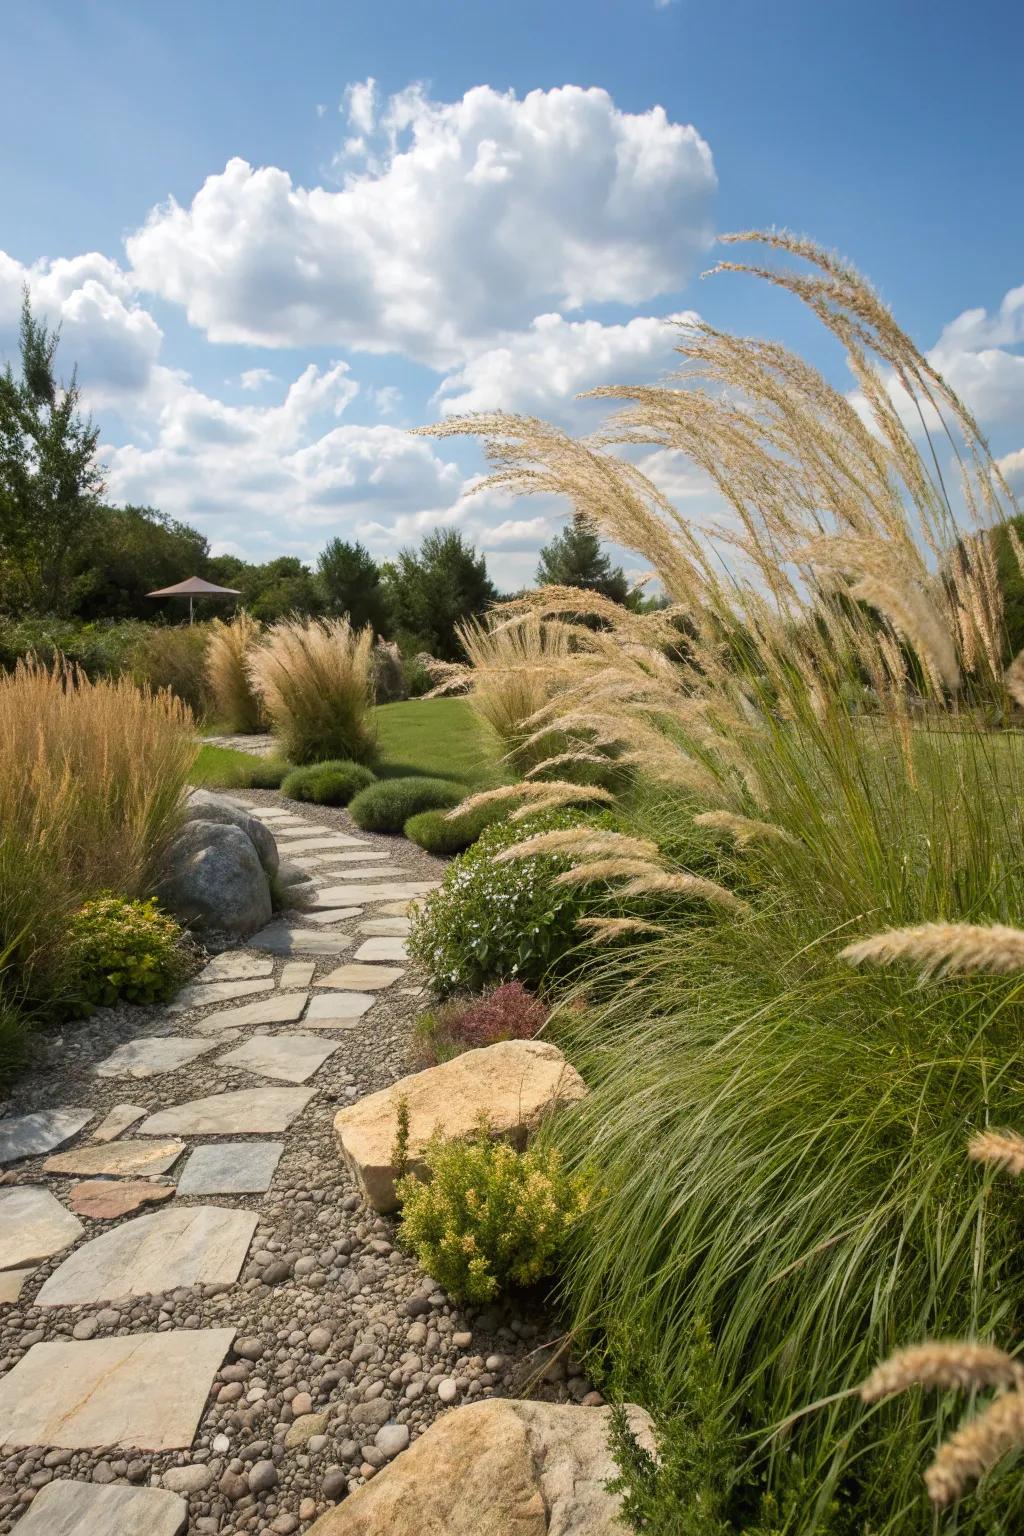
(217, 1031), (339, 1084)
(359, 917), (412, 936)
(13, 1479), (188, 1536)
(0, 1186), (83, 1270)
(354, 937), (409, 962)
(321, 865), (401, 881)
(249, 923), (355, 956)
(167, 977), (275, 1013)
(316, 963), (404, 991)
(0, 1267), (34, 1303)
(280, 961), (316, 987)
(275, 834), (366, 851)
(0, 1107), (93, 1166)
(140, 1087), (314, 1137)
(91, 1104), (148, 1142)
(177, 1141), (284, 1196)
(312, 881), (438, 907)
(95, 1036), (218, 1078)
(300, 906), (363, 925)
(302, 992), (376, 1028)
(297, 850), (391, 866)
(36, 1205), (258, 1306)
(44, 1138), (185, 1178)
(0, 1327), (236, 1450)
(194, 992), (308, 1033)
(197, 952), (275, 982)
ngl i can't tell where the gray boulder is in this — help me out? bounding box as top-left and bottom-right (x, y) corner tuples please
(276, 857), (319, 911)
(157, 820), (272, 936)
(182, 790), (279, 875)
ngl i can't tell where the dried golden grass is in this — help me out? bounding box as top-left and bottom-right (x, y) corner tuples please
(840, 922), (1024, 980)
(205, 612), (265, 733)
(248, 617), (376, 765)
(578, 916), (667, 941)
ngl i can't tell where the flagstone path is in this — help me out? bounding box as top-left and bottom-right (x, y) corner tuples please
(0, 792), (574, 1533)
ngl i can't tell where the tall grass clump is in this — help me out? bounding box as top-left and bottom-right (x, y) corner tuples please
(131, 622), (212, 716)
(0, 660), (194, 1028)
(205, 612), (265, 732)
(247, 616), (376, 766)
(420, 232), (1024, 1530)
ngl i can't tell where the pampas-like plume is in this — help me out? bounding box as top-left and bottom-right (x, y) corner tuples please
(694, 810), (798, 849)
(860, 1343), (1024, 1403)
(1005, 648), (1024, 711)
(446, 781), (614, 821)
(494, 828), (660, 864)
(925, 1391), (1024, 1506)
(968, 1129), (1024, 1178)
(840, 922), (1024, 980)
(578, 916), (666, 941)
(552, 858), (664, 887)
(616, 871), (748, 914)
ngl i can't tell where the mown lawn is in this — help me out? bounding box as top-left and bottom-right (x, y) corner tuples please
(190, 697), (505, 789)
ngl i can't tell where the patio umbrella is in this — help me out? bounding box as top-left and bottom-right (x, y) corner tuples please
(146, 575), (241, 624)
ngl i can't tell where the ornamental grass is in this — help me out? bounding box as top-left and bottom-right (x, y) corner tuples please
(247, 616), (376, 765)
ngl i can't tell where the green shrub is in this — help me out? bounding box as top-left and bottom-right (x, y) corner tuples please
(242, 756), (293, 789)
(132, 623), (212, 716)
(0, 616), (145, 680)
(349, 776), (464, 833)
(396, 1123), (592, 1303)
(403, 799), (508, 854)
(282, 760), (377, 806)
(408, 809), (596, 995)
(67, 896), (187, 1011)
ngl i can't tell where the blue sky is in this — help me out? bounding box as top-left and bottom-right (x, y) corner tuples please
(2, 0), (1021, 588)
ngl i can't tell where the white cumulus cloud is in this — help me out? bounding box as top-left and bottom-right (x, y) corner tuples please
(126, 83), (716, 368)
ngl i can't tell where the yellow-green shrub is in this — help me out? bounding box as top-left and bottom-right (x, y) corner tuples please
(68, 896), (186, 1011)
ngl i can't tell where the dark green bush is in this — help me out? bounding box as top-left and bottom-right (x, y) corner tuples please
(242, 756), (293, 789)
(282, 760), (377, 806)
(403, 799), (508, 854)
(349, 776), (464, 833)
(67, 896), (187, 1012)
(0, 616), (145, 679)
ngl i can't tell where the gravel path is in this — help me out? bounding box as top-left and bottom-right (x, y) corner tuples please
(0, 793), (585, 1532)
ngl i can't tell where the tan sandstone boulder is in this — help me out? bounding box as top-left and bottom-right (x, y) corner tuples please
(333, 1039), (587, 1212)
(307, 1398), (654, 1536)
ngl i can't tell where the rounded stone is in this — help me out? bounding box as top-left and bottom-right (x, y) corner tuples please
(248, 1458), (278, 1493)
(162, 1464), (213, 1494)
(374, 1424), (410, 1459)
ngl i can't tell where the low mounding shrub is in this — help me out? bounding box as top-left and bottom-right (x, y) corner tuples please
(282, 760), (377, 806)
(205, 612), (265, 732)
(408, 809), (594, 995)
(67, 896), (186, 1012)
(349, 776), (464, 834)
(248, 617), (376, 765)
(241, 757), (293, 789)
(131, 623), (212, 716)
(396, 1124), (592, 1303)
(413, 981), (548, 1066)
(403, 799), (508, 855)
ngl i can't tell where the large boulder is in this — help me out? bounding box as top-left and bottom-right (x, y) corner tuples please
(182, 790), (279, 875)
(307, 1398), (655, 1535)
(156, 820), (272, 937)
(276, 856), (319, 910)
(333, 1039), (587, 1212)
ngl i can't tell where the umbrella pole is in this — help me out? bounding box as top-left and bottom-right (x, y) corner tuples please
(189, 595), (194, 625)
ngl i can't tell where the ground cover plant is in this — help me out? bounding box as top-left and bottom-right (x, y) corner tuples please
(67, 895), (186, 1012)
(411, 980), (548, 1066)
(248, 615), (376, 765)
(348, 775), (464, 833)
(281, 760), (377, 806)
(421, 233), (1024, 1530)
(403, 798), (509, 854)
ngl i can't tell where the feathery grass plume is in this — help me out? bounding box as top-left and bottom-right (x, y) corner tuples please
(693, 810), (798, 849)
(615, 871), (748, 913)
(552, 858), (665, 887)
(495, 828), (660, 864)
(578, 916), (667, 941)
(840, 922), (1024, 980)
(456, 614), (578, 773)
(247, 616), (376, 766)
(925, 1390), (1024, 1506)
(860, 1343), (1024, 1403)
(968, 1129), (1024, 1178)
(1005, 649), (1024, 710)
(447, 781), (614, 821)
(205, 612), (265, 733)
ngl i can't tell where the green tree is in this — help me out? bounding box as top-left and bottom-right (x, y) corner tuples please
(68, 505), (211, 619)
(206, 555), (322, 623)
(0, 291), (104, 613)
(317, 538), (389, 633)
(382, 530), (496, 660)
(536, 512), (630, 603)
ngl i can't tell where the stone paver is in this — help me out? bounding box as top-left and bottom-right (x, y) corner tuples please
(301, 850), (392, 865)
(274, 835), (366, 852)
(0, 1107), (93, 1166)
(91, 1103), (148, 1142)
(317, 963), (405, 991)
(44, 1138), (185, 1178)
(177, 1141), (284, 1196)
(0, 1267), (34, 1303)
(302, 992), (377, 1028)
(280, 960), (316, 988)
(323, 865), (401, 881)
(95, 1035), (218, 1078)
(0, 1328), (236, 1449)
(0, 1186), (83, 1269)
(354, 937), (409, 962)
(249, 922), (355, 956)
(217, 1031), (339, 1084)
(13, 1479), (188, 1536)
(141, 1087), (314, 1136)
(378, 900), (421, 916)
(300, 906), (364, 925)
(68, 1179), (175, 1220)
(36, 1205), (258, 1305)
(312, 882), (438, 906)
(167, 977), (275, 1013)
(360, 917), (413, 936)
(193, 992), (309, 1033)
(197, 952), (275, 982)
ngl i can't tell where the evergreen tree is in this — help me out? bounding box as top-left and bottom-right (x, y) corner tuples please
(317, 538), (389, 633)
(536, 512), (630, 603)
(383, 529), (496, 660)
(0, 291), (104, 613)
